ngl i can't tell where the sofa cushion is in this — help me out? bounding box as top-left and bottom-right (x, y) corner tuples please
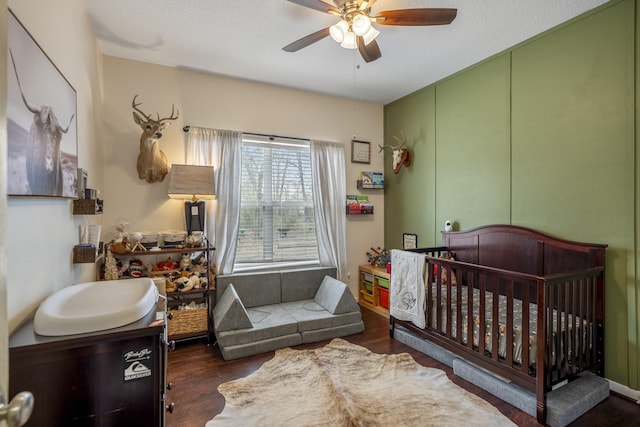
(219, 334), (302, 361)
(217, 272), (281, 308)
(300, 321), (365, 344)
(217, 304), (299, 347)
(314, 276), (360, 314)
(281, 266), (337, 303)
(280, 300), (363, 331)
(213, 283), (252, 332)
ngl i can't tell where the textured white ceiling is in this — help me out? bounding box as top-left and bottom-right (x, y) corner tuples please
(84, 0), (609, 104)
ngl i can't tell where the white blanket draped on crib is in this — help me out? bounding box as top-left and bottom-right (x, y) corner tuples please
(390, 249), (426, 329)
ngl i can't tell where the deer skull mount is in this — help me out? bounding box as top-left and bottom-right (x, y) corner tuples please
(132, 95), (179, 183)
(378, 132), (411, 174)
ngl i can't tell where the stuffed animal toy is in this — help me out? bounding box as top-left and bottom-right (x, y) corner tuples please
(165, 280), (177, 293)
(179, 253), (192, 270)
(175, 276), (194, 292)
(188, 275), (200, 289)
(110, 236), (131, 254)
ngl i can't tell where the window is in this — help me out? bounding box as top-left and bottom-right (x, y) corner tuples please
(234, 135), (319, 270)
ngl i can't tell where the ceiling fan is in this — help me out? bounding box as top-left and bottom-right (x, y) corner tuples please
(283, 0), (457, 63)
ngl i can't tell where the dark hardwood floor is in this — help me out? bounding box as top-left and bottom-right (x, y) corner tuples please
(166, 307), (640, 426)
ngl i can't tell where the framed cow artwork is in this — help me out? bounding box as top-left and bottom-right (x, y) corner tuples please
(7, 9), (78, 198)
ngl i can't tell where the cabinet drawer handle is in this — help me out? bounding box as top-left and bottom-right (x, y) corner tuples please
(168, 340), (176, 352)
(166, 402), (175, 413)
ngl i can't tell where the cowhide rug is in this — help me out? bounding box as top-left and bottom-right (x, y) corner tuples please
(206, 338), (516, 426)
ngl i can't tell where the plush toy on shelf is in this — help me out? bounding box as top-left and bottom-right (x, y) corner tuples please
(110, 236), (131, 254)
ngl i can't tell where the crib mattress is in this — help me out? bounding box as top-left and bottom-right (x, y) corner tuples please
(427, 283), (585, 365)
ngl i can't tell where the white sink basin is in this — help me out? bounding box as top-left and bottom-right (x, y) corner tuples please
(34, 278), (159, 336)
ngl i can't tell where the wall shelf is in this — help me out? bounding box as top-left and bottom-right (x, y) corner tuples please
(72, 198), (103, 215)
(73, 243), (103, 264)
(357, 172), (384, 190)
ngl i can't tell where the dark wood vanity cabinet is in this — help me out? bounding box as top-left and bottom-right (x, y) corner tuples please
(9, 301), (168, 427)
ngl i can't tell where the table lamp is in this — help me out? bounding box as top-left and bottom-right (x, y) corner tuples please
(168, 164), (215, 235)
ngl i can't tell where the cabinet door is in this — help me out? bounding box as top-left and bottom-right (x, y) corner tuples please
(10, 334), (163, 427)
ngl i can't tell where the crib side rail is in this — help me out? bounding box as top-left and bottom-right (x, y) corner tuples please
(423, 257), (604, 388)
(541, 267), (605, 384)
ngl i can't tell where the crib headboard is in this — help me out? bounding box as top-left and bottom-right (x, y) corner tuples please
(441, 224), (606, 275)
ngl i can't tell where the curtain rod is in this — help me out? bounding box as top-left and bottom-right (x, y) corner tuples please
(182, 125), (308, 142)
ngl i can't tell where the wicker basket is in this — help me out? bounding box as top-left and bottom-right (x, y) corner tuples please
(168, 306), (207, 337)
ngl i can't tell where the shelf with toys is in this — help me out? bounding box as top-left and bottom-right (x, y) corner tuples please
(359, 247), (390, 318)
(101, 235), (215, 342)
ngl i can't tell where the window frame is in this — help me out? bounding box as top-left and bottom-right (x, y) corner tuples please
(233, 134), (319, 273)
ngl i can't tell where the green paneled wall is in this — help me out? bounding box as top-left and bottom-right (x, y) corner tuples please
(384, 87), (436, 250)
(435, 55), (511, 231)
(384, 0), (639, 389)
(511, 0), (636, 386)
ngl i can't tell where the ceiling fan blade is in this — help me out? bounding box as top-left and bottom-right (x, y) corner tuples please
(283, 27), (331, 52)
(357, 37), (381, 63)
(286, 0), (340, 15)
(375, 8), (457, 26)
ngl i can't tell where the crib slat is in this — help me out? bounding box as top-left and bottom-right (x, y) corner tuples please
(455, 271), (463, 344)
(505, 279), (514, 366)
(575, 279), (581, 371)
(479, 273), (487, 355)
(521, 281), (530, 375)
(491, 278), (499, 362)
(466, 271), (475, 351)
(445, 269), (452, 338)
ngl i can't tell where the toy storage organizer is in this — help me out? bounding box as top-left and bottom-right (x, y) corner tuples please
(358, 264), (390, 318)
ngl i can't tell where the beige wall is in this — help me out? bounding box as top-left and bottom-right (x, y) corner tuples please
(4, 1), (384, 332)
(6, 0), (104, 332)
(100, 56), (385, 296)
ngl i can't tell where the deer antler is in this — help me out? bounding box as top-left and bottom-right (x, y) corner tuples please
(132, 95), (179, 123)
(156, 103), (179, 123)
(378, 131), (407, 152)
(132, 95), (152, 120)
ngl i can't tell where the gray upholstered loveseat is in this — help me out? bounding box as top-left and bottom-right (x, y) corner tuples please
(213, 267), (364, 360)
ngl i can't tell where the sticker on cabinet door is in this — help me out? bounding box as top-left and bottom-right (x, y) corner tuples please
(123, 347), (153, 381)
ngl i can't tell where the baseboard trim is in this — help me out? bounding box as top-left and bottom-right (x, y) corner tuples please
(607, 379), (640, 404)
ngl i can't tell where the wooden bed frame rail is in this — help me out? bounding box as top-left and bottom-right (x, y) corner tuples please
(390, 225), (606, 424)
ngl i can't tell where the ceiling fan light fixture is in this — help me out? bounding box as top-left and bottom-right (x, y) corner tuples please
(330, 19), (349, 43)
(362, 26), (380, 45)
(352, 13), (372, 36)
(340, 31), (357, 49)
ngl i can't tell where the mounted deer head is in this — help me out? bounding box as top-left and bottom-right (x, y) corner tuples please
(378, 131), (411, 174)
(132, 95), (179, 183)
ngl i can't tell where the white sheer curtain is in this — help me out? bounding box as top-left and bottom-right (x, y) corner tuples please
(185, 127), (242, 274)
(310, 140), (347, 281)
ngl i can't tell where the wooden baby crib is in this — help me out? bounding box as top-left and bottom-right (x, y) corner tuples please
(389, 224), (606, 424)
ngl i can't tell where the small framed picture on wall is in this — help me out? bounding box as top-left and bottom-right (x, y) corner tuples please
(351, 140), (370, 164)
(403, 233), (417, 250)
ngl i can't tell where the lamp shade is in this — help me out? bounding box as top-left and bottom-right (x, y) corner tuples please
(167, 164), (215, 200)
(341, 31), (357, 49)
(330, 19), (349, 43)
(352, 13), (371, 36)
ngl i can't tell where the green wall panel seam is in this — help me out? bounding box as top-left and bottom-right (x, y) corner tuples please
(509, 51), (513, 226)
(633, 0), (639, 390)
(433, 86), (442, 241)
